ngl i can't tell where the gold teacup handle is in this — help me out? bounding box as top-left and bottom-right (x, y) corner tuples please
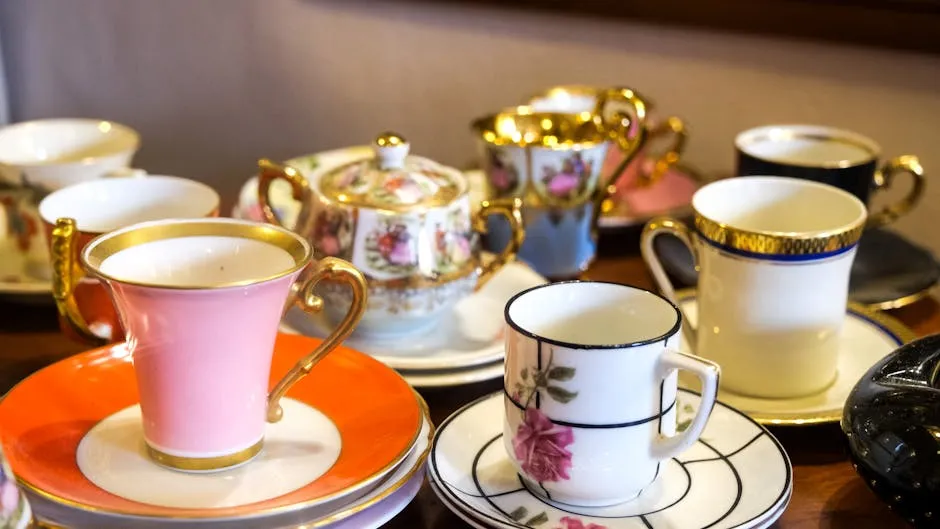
(51, 218), (107, 346)
(590, 87), (650, 228)
(867, 154), (925, 229)
(641, 116), (687, 186)
(266, 256), (367, 423)
(471, 197), (524, 289)
(257, 158), (310, 228)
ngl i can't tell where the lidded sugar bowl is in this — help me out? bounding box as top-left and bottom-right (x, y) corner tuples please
(257, 132), (524, 338)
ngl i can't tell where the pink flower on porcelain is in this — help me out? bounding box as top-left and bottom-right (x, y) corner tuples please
(0, 480), (19, 516)
(555, 516), (607, 529)
(547, 173), (579, 197)
(512, 408), (574, 482)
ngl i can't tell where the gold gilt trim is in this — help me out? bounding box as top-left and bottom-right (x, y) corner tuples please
(82, 218), (312, 290)
(693, 210), (865, 256)
(147, 439), (263, 472)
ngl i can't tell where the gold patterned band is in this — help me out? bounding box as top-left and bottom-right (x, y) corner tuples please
(146, 439), (264, 472)
(692, 209), (865, 258)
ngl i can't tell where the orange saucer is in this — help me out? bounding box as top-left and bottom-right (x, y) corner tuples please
(0, 333), (423, 520)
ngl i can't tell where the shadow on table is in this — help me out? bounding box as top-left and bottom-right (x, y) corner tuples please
(820, 479), (909, 529)
(769, 423), (849, 466)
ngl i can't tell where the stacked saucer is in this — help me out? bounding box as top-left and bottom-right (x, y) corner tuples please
(280, 261), (548, 388)
(0, 334), (432, 528)
(429, 391), (792, 529)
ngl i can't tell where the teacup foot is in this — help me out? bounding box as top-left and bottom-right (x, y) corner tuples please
(146, 439), (263, 473)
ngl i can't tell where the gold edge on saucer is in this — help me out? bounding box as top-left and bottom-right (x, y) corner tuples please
(304, 389), (434, 528)
(674, 288), (919, 426)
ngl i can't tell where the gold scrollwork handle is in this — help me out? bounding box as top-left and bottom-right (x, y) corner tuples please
(867, 154), (925, 229)
(266, 257), (367, 423)
(589, 87), (650, 227)
(51, 218), (107, 346)
(472, 197), (524, 289)
(640, 116), (687, 187)
(257, 159), (310, 228)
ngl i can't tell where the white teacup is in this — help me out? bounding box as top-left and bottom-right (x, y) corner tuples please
(0, 118), (140, 193)
(0, 118), (141, 282)
(503, 281), (719, 507)
(641, 176), (867, 398)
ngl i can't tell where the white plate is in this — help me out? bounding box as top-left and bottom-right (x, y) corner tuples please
(280, 261), (546, 372)
(429, 390), (792, 529)
(676, 291), (917, 426)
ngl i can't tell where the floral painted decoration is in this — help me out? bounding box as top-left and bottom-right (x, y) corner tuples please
(0, 455), (24, 528)
(312, 209), (353, 259)
(432, 205), (474, 275)
(486, 148), (521, 198)
(511, 347), (578, 491)
(507, 507), (608, 529)
(540, 152), (592, 201)
(322, 158), (459, 208)
(364, 220), (418, 274)
(0, 195), (38, 252)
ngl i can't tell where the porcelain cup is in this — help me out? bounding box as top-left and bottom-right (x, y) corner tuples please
(503, 281), (719, 507)
(641, 176), (868, 398)
(0, 118), (141, 282)
(62, 217), (368, 471)
(473, 88), (651, 279)
(41, 175), (220, 345)
(528, 84), (687, 188)
(735, 124), (924, 229)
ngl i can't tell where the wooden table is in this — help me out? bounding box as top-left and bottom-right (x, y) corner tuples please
(0, 256), (934, 529)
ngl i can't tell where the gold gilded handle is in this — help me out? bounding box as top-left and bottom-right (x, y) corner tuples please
(472, 197), (524, 289)
(867, 155), (925, 229)
(640, 116), (687, 186)
(51, 218), (106, 346)
(589, 87), (650, 228)
(266, 257), (367, 423)
(257, 158), (310, 228)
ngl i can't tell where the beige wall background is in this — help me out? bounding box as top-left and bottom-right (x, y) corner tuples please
(1, 0), (939, 249)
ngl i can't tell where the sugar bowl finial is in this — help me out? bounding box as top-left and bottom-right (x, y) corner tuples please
(374, 132), (410, 170)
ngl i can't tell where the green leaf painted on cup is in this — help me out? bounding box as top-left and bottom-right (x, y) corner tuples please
(520, 368), (528, 381)
(547, 366), (575, 381)
(525, 511), (549, 526)
(509, 506), (527, 521)
(546, 385), (578, 404)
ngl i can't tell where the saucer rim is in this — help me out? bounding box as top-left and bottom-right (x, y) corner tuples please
(401, 359), (505, 388)
(675, 288), (917, 426)
(429, 389), (792, 529)
(1, 335), (425, 520)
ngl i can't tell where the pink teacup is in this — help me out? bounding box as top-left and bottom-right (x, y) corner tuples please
(60, 217), (368, 471)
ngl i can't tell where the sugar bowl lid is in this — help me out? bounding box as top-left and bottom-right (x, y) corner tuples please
(316, 132), (465, 210)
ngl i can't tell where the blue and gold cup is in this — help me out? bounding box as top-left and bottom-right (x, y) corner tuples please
(472, 88), (650, 279)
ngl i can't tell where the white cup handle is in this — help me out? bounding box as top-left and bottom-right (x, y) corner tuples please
(104, 167), (147, 178)
(641, 216), (699, 346)
(650, 349), (720, 461)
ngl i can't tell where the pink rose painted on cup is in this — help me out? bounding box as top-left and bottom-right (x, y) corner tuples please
(512, 407), (574, 482)
(555, 516), (608, 529)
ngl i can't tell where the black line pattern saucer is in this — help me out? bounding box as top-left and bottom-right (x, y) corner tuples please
(429, 390), (792, 529)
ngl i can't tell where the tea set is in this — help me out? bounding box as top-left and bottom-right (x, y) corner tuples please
(0, 83), (933, 529)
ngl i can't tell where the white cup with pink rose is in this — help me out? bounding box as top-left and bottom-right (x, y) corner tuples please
(502, 281), (720, 507)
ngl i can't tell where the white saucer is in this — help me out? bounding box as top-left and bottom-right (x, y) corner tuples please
(280, 261), (547, 372)
(676, 291), (917, 426)
(401, 360), (505, 388)
(429, 390), (792, 529)
(27, 403), (433, 529)
(76, 399), (344, 509)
